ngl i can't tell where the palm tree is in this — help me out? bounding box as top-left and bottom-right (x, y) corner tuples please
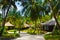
(0, 0), (17, 36)
(43, 0), (60, 32)
(21, 0), (60, 33)
(0, 14), (2, 26)
(21, 0), (48, 33)
(7, 10), (22, 34)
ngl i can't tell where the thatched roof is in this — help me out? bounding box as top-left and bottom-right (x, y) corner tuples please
(41, 18), (56, 26)
(5, 22), (14, 26)
(24, 23), (31, 27)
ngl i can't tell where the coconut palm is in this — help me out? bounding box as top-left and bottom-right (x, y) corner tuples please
(21, 0), (60, 33)
(43, 0), (60, 32)
(0, 0), (17, 36)
(7, 10), (21, 33)
(20, 0), (48, 33)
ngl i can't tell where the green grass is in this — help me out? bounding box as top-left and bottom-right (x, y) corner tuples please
(2, 30), (20, 38)
(44, 30), (60, 40)
(44, 34), (60, 40)
(2, 33), (20, 38)
(8, 30), (17, 32)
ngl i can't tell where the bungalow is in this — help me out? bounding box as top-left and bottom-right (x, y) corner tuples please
(5, 22), (14, 30)
(41, 18), (56, 32)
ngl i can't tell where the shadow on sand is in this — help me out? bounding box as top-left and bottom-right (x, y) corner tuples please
(0, 37), (16, 40)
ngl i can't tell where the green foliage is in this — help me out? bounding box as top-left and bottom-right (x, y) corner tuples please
(0, 26), (7, 34)
(22, 0), (46, 22)
(2, 30), (20, 38)
(0, 0), (18, 36)
(44, 30), (60, 40)
(2, 33), (20, 38)
(44, 34), (60, 40)
(0, 0), (17, 9)
(8, 30), (17, 32)
(27, 28), (46, 35)
(27, 28), (36, 35)
(1, 27), (20, 38)
(52, 30), (60, 35)
(57, 16), (60, 21)
(0, 0), (60, 38)
(0, 14), (2, 26)
(41, 15), (51, 22)
(6, 10), (22, 29)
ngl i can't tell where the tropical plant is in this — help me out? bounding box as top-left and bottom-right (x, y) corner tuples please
(43, 0), (60, 32)
(0, 14), (2, 26)
(0, 0), (17, 36)
(7, 9), (22, 33)
(20, 0), (48, 33)
(21, 0), (60, 33)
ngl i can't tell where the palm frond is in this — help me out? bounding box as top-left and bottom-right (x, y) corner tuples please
(22, 5), (28, 13)
(24, 6), (31, 17)
(11, 1), (17, 9)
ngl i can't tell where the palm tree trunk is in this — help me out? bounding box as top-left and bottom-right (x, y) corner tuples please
(52, 12), (60, 33)
(48, 0), (60, 33)
(34, 21), (36, 34)
(54, 14), (60, 27)
(0, 5), (11, 36)
(19, 24), (21, 34)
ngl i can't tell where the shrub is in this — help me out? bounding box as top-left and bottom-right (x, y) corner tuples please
(52, 30), (60, 35)
(27, 28), (36, 35)
(27, 28), (46, 35)
(2, 30), (20, 38)
(44, 30), (60, 40)
(2, 33), (20, 38)
(44, 34), (60, 40)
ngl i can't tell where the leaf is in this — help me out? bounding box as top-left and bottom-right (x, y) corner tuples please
(22, 5), (28, 13)
(11, 1), (17, 9)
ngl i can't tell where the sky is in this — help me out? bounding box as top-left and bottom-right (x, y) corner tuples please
(15, 1), (24, 12)
(15, 1), (24, 16)
(0, 0), (44, 14)
(0, 1), (24, 14)
(0, 10), (2, 14)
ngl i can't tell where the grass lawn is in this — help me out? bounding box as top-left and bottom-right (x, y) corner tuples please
(44, 34), (60, 40)
(20, 29), (28, 32)
(44, 30), (60, 40)
(2, 30), (20, 38)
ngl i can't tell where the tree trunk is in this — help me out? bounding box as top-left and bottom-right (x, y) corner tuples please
(48, 0), (59, 33)
(33, 21), (36, 34)
(52, 12), (60, 33)
(0, 5), (11, 36)
(19, 24), (21, 34)
(54, 14), (60, 27)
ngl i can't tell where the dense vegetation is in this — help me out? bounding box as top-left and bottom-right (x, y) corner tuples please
(0, 0), (60, 40)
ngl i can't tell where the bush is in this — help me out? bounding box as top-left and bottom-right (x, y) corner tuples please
(27, 28), (46, 35)
(44, 34), (60, 40)
(52, 30), (60, 35)
(2, 30), (20, 38)
(44, 30), (60, 40)
(27, 28), (36, 35)
(2, 33), (20, 38)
